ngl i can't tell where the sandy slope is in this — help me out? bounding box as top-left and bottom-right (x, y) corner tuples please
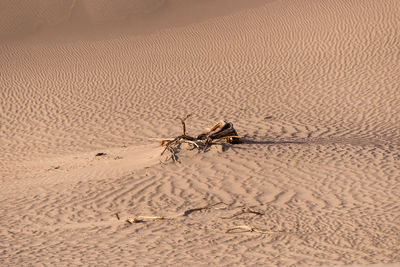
(0, 0), (266, 41)
(1, 0), (400, 266)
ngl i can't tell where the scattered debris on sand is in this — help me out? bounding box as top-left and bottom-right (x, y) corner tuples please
(121, 203), (286, 235)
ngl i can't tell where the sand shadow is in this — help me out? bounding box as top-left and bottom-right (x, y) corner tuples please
(237, 137), (389, 149)
(239, 138), (308, 145)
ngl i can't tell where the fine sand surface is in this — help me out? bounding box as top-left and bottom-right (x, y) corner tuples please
(1, 0), (400, 266)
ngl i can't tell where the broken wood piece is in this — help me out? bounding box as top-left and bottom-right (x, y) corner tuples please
(183, 202), (227, 216)
(126, 215), (165, 224)
(197, 121), (240, 144)
(160, 139), (174, 146)
(242, 207), (264, 216)
(137, 215), (165, 221)
(223, 207), (264, 219)
(180, 114), (192, 135)
(207, 121), (226, 133)
(180, 139), (200, 149)
(126, 218), (140, 224)
(225, 225), (277, 234)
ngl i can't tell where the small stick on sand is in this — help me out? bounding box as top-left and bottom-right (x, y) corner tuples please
(223, 207), (264, 219)
(183, 202), (227, 216)
(126, 216), (165, 224)
(115, 213), (120, 220)
(137, 216), (165, 220)
(126, 218), (140, 224)
(225, 225), (277, 234)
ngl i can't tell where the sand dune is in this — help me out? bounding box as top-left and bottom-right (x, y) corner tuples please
(0, 0), (266, 41)
(1, 0), (399, 266)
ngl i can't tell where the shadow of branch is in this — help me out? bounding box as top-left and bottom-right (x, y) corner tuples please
(239, 138), (308, 145)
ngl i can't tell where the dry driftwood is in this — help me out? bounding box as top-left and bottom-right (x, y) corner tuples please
(126, 216), (165, 224)
(124, 202), (227, 225)
(121, 204), (289, 236)
(160, 115), (241, 162)
(183, 202), (228, 216)
(225, 225), (278, 234)
(222, 207), (264, 219)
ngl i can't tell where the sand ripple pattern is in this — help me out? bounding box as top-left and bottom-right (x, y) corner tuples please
(1, 0), (400, 266)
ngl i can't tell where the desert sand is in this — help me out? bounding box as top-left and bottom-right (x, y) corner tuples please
(1, 0), (399, 266)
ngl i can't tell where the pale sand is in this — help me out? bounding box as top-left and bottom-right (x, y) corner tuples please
(1, 0), (400, 266)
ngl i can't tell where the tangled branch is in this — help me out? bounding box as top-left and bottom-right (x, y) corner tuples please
(160, 115), (241, 162)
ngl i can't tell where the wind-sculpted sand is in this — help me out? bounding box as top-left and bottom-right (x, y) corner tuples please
(1, 0), (399, 266)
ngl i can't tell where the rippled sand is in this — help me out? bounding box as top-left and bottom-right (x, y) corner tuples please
(1, 0), (399, 265)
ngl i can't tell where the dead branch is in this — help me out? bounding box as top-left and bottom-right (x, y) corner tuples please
(137, 215), (165, 220)
(183, 202), (228, 216)
(223, 207), (264, 219)
(126, 218), (143, 224)
(180, 114), (192, 135)
(125, 202), (227, 225)
(159, 115), (241, 162)
(225, 225), (278, 234)
(126, 216), (165, 224)
(181, 139), (200, 149)
(121, 204), (290, 237)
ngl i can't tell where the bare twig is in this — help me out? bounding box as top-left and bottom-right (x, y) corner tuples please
(126, 216), (165, 224)
(180, 114), (192, 135)
(120, 203), (287, 237)
(223, 207), (264, 219)
(126, 218), (140, 224)
(161, 137), (180, 155)
(225, 225), (278, 234)
(168, 147), (178, 162)
(181, 139), (200, 149)
(137, 215), (165, 220)
(183, 202), (227, 216)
